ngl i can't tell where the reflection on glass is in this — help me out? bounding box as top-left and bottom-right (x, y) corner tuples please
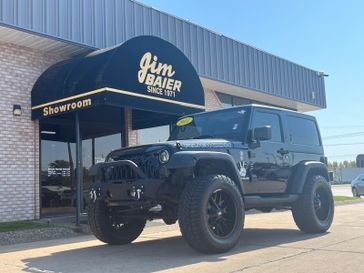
(41, 133), (122, 216)
(95, 133), (121, 163)
(82, 139), (93, 206)
(138, 125), (169, 145)
(41, 140), (76, 215)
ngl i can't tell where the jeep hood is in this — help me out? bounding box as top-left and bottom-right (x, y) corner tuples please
(106, 139), (234, 161)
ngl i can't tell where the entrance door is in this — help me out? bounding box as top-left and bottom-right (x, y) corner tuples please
(41, 139), (76, 215)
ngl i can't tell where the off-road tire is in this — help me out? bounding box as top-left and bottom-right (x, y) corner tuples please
(178, 175), (244, 254)
(88, 199), (146, 244)
(292, 175), (334, 233)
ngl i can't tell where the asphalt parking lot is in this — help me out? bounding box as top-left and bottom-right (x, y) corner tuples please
(1, 202), (364, 273)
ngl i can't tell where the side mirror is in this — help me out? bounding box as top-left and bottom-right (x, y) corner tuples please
(253, 126), (272, 141)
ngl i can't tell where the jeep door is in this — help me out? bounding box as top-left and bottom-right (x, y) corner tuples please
(245, 109), (291, 194)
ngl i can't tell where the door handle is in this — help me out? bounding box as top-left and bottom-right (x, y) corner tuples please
(277, 148), (289, 155)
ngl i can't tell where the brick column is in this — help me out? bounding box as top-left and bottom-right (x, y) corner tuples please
(0, 43), (64, 222)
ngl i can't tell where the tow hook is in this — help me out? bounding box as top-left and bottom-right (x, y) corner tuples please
(130, 186), (144, 200)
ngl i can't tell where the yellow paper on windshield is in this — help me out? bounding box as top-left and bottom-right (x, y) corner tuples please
(176, 117), (193, 126)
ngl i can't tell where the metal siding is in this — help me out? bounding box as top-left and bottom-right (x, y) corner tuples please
(203, 29), (210, 77)
(209, 32), (217, 78)
(188, 23), (198, 70)
(0, 0), (325, 108)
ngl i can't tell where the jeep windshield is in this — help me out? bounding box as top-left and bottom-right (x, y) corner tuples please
(169, 107), (249, 141)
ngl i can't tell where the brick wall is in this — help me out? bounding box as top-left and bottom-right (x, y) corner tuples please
(204, 88), (223, 110)
(125, 108), (139, 146)
(0, 43), (64, 222)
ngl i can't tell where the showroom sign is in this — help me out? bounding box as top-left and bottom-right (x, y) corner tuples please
(31, 36), (205, 120)
(138, 52), (182, 98)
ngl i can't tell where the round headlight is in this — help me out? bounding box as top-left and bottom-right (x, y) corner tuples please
(159, 150), (170, 163)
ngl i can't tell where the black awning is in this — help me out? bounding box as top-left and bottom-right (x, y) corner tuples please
(31, 36), (205, 120)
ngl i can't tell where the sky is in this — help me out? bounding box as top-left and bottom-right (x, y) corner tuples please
(138, 0), (364, 162)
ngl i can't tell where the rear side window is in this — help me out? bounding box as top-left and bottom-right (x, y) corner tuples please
(253, 111), (283, 142)
(287, 116), (320, 146)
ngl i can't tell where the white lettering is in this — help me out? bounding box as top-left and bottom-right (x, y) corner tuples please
(137, 52), (182, 96)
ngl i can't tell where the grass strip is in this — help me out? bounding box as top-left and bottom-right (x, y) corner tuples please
(0, 221), (51, 232)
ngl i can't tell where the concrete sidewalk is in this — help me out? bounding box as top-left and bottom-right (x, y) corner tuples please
(1, 203), (364, 273)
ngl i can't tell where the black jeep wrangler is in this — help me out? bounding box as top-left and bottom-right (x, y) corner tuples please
(88, 104), (334, 253)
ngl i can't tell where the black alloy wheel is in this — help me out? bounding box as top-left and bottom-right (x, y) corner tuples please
(207, 189), (237, 238)
(313, 187), (331, 221)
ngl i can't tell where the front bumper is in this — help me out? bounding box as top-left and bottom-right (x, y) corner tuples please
(89, 160), (166, 203)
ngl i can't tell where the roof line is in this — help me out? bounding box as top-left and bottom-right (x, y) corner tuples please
(0, 22), (97, 53)
(130, 0), (325, 74)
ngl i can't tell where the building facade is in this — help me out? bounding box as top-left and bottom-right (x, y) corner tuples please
(0, 0), (326, 222)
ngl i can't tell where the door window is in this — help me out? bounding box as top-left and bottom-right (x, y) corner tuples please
(252, 111), (283, 142)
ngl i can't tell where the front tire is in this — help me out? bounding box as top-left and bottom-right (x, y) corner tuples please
(88, 200), (146, 244)
(292, 175), (334, 233)
(178, 175), (244, 254)
(353, 187), (360, 197)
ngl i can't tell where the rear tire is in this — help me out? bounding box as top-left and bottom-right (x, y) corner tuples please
(292, 175), (334, 233)
(178, 175), (244, 254)
(88, 200), (146, 244)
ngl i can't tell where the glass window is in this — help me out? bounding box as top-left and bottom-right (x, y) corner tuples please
(95, 133), (121, 163)
(216, 92), (233, 108)
(138, 125), (170, 145)
(233, 96), (251, 106)
(287, 116), (320, 146)
(252, 111), (283, 142)
(41, 140), (76, 215)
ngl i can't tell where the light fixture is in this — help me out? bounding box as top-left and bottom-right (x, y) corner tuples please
(13, 104), (22, 116)
(41, 130), (57, 135)
(316, 71), (329, 77)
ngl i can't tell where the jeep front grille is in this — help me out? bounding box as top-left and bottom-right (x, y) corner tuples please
(128, 155), (160, 178)
(103, 165), (139, 184)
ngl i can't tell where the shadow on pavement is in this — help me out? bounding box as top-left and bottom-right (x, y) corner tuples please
(21, 228), (327, 273)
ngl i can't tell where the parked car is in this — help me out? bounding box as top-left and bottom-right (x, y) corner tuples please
(87, 104), (334, 254)
(352, 174), (364, 197)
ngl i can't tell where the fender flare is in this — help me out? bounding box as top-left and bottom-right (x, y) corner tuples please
(165, 151), (244, 194)
(287, 161), (329, 194)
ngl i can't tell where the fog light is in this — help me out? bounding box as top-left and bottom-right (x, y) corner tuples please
(159, 150), (170, 163)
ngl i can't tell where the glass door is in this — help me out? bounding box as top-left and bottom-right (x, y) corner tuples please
(40, 140), (76, 215)
(40, 133), (122, 216)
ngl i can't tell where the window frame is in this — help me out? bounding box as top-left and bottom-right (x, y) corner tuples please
(251, 109), (284, 143)
(286, 114), (322, 147)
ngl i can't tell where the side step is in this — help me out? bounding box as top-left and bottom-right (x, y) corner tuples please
(244, 194), (299, 209)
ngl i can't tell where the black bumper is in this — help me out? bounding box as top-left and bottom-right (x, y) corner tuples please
(89, 160), (165, 203)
